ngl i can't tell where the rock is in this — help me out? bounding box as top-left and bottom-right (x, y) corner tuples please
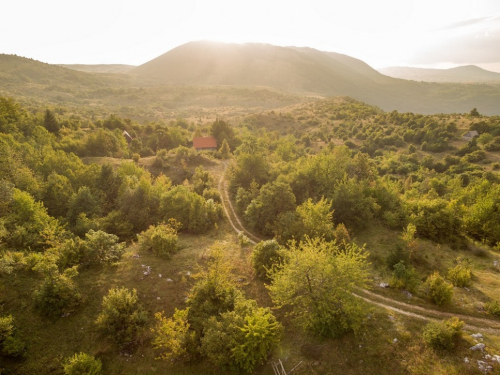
(379, 282), (390, 288)
(471, 333), (484, 340)
(167, 278), (173, 282)
(485, 354), (492, 360)
(464, 287), (470, 292)
(470, 343), (486, 352)
(186, 271), (191, 276)
(388, 315), (395, 321)
(494, 260), (499, 267)
(493, 355), (500, 364)
(477, 360), (493, 372)
(403, 291), (413, 298)
(159, 274), (162, 278)
(131, 254), (140, 259)
(393, 338), (398, 343)
(156, 297), (160, 300)
(464, 357), (469, 363)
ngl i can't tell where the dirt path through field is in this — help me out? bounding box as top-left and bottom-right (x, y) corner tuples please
(216, 161), (500, 333)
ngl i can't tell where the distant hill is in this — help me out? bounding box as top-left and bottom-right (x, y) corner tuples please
(0, 54), (130, 88)
(61, 64), (135, 74)
(379, 65), (500, 83)
(130, 41), (500, 115)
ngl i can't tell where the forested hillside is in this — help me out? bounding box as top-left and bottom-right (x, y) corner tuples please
(2, 96), (500, 374)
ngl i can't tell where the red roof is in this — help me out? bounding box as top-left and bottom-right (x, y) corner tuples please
(193, 137), (217, 149)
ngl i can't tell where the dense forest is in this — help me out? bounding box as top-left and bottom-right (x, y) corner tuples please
(2, 94), (500, 374)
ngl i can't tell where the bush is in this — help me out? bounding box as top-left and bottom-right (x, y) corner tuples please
(447, 260), (472, 287)
(238, 232), (250, 247)
(486, 300), (500, 317)
(251, 240), (282, 280)
(390, 261), (419, 292)
(95, 287), (147, 347)
(63, 352), (102, 375)
(200, 299), (282, 373)
(137, 222), (179, 258)
(424, 272), (453, 306)
(386, 243), (410, 270)
(0, 315), (14, 342)
(33, 259), (81, 316)
(84, 230), (125, 265)
(2, 335), (26, 357)
(422, 317), (464, 351)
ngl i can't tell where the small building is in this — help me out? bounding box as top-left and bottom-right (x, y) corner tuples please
(193, 137), (217, 151)
(123, 130), (133, 144)
(462, 130), (479, 142)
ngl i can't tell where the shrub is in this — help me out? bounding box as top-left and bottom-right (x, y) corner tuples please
(33, 259), (81, 316)
(84, 230), (125, 265)
(422, 317), (464, 351)
(390, 261), (419, 292)
(238, 232), (250, 247)
(251, 239), (282, 280)
(63, 352), (102, 375)
(95, 287), (147, 347)
(2, 335), (26, 357)
(386, 243), (410, 270)
(132, 153), (140, 162)
(424, 272), (453, 306)
(447, 261), (472, 287)
(138, 222), (179, 258)
(200, 299), (282, 373)
(152, 308), (195, 361)
(486, 300), (500, 317)
(0, 315), (25, 357)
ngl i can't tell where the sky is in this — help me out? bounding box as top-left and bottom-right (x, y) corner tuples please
(1, 0), (500, 72)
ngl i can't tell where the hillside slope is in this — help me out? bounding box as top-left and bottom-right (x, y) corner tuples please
(130, 41), (500, 115)
(379, 65), (500, 83)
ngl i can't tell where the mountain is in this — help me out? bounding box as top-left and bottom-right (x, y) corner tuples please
(61, 64), (135, 74)
(0, 54), (130, 88)
(130, 41), (500, 115)
(378, 65), (500, 83)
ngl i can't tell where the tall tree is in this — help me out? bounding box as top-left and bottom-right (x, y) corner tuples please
(43, 109), (60, 134)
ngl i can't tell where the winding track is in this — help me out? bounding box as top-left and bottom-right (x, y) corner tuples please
(217, 161), (500, 333)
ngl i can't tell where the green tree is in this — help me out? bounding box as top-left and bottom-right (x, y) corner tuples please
(267, 238), (370, 337)
(219, 139), (231, 159)
(63, 352), (102, 375)
(152, 308), (195, 361)
(43, 109), (60, 134)
(95, 287), (147, 347)
(423, 317), (464, 351)
(251, 239), (282, 280)
(424, 272), (453, 306)
(32, 255), (81, 316)
(84, 230), (125, 265)
(200, 298), (282, 373)
(137, 221), (179, 258)
(244, 181), (296, 236)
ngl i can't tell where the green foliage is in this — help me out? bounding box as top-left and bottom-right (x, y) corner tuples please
(152, 308), (195, 361)
(95, 287), (147, 347)
(244, 181), (296, 236)
(200, 298), (282, 373)
(386, 243), (410, 270)
(237, 232), (250, 247)
(422, 317), (464, 351)
(0, 315), (14, 342)
(63, 352), (102, 375)
(267, 238), (370, 337)
(32, 257), (81, 316)
(390, 261), (419, 292)
(406, 198), (463, 244)
(67, 186), (102, 227)
(192, 166), (214, 196)
(137, 221), (179, 258)
(43, 109), (60, 134)
(84, 230), (125, 265)
(485, 300), (500, 317)
(2, 335), (26, 357)
(160, 185), (222, 234)
(132, 153), (140, 162)
(219, 139), (231, 159)
(186, 250), (241, 333)
(447, 260), (472, 287)
(251, 239), (282, 280)
(424, 272), (454, 306)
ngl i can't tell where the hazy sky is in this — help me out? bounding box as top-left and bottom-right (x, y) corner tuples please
(2, 0), (500, 72)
